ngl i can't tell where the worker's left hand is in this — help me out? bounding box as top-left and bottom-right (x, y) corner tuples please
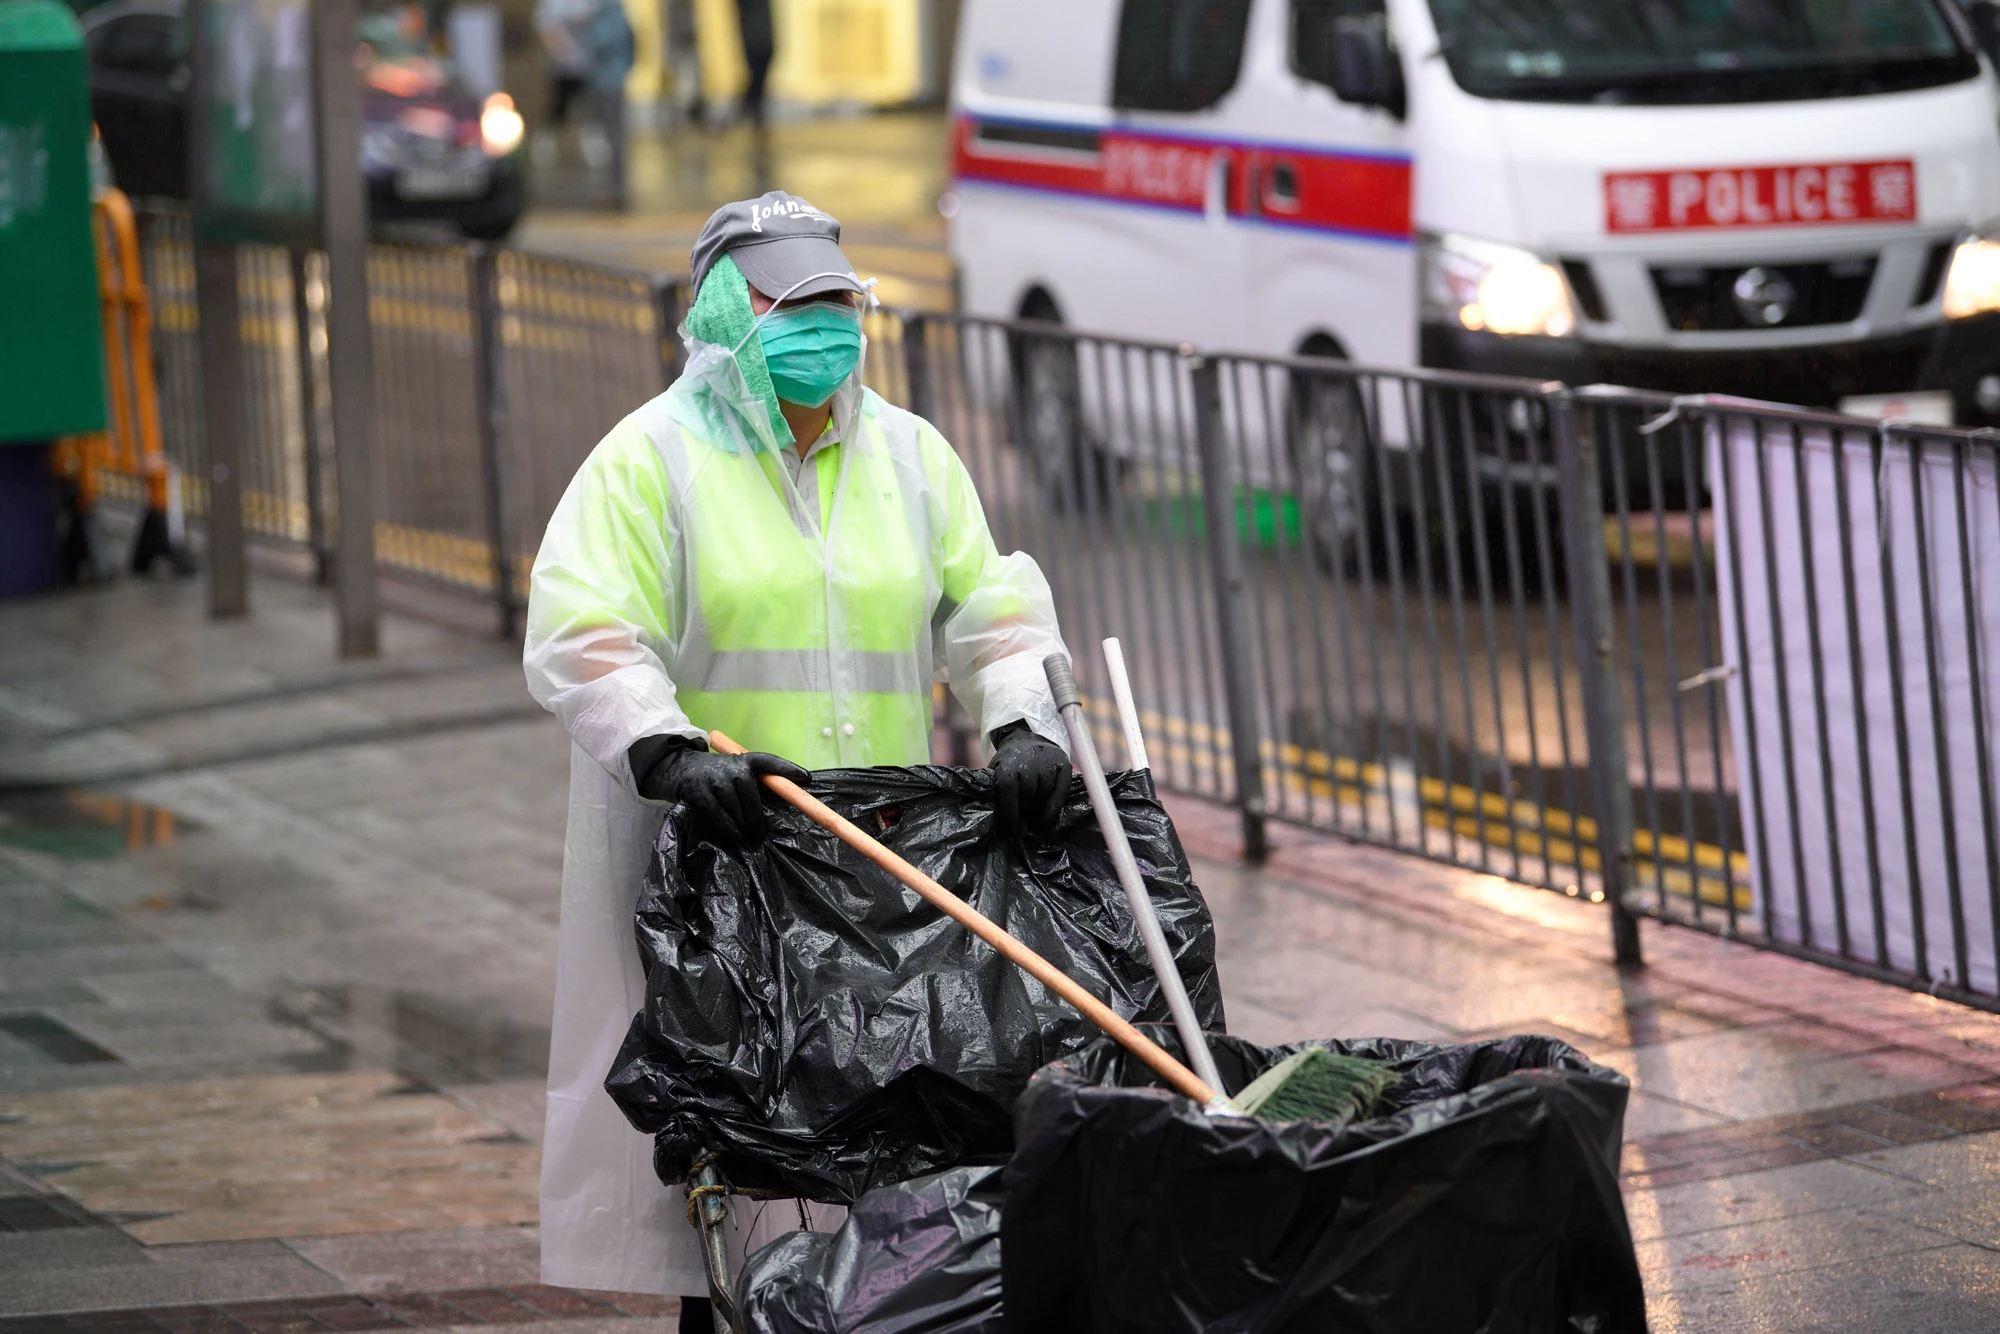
(989, 721), (1071, 835)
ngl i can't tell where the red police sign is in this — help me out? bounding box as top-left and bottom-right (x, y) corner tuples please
(1604, 160), (1917, 232)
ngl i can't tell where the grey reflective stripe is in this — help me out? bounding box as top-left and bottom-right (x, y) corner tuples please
(677, 645), (926, 695)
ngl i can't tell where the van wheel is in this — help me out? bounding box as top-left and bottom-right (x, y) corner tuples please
(1288, 350), (1375, 574)
(1009, 297), (1120, 511)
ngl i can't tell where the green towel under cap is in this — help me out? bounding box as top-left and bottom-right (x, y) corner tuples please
(684, 253), (792, 451)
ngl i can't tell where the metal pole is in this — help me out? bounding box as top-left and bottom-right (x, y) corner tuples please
(468, 246), (516, 638)
(1047, 654), (1229, 1100)
(311, 0), (379, 658)
(1188, 353), (1269, 862)
(688, 1156), (739, 1333)
(289, 247), (330, 584)
(1552, 392), (1642, 965)
(651, 274), (685, 390)
(194, 241), (247, 617)
(902, 312), (933, 420)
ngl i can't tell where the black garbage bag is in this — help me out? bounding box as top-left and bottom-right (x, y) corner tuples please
(1003, 1028), (1644, 1334)
(606, 765), (1223, 1204)
(738, 1164), (1006, 1334)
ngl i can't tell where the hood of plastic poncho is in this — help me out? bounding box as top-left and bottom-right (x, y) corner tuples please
(680, 253), (793, 453)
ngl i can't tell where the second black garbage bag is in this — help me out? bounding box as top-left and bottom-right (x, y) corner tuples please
(605, 764), (1224, 1204)
(737, 1164), (1006, 1334)
(1003, 1029), (1646, 1334)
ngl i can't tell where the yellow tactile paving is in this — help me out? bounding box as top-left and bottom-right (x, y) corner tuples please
(0, 1070), (538, 1245)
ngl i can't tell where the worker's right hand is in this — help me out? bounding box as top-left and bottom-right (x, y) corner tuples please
(629, 736), (809, 845)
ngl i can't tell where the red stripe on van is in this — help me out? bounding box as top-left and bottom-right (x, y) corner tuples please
(1232, 147), (1411, 240)
(953, 116), (1412, 241)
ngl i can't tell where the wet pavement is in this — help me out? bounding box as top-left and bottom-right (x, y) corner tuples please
(6, 568), (2000, 1330)
(516, 111), (953, 311)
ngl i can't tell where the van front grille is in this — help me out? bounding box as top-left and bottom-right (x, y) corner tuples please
(1651, 258), (1876, 331)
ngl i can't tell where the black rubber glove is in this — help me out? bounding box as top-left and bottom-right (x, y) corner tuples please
(628, 735), (809, 846)
(989, 721), (1071, 835)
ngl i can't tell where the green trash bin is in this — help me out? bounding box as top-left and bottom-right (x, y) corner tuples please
(0, 0), (106, 595)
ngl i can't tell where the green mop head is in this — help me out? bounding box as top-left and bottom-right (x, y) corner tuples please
(1234, 1047), (1400, 1124)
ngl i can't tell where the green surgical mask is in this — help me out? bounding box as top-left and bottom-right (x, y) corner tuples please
(756, 302), (863, 407)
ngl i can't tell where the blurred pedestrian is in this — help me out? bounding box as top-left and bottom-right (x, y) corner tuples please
(737, 0), (773, 125)
(523, 191), (1072, 1332)
(535, 0), (633, 206)
(664, 0), (703, 127)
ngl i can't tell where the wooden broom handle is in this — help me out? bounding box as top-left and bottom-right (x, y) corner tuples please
(709, 729), (1221, 1107)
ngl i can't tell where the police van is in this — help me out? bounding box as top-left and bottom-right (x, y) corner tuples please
(946, 0), (2000, 551)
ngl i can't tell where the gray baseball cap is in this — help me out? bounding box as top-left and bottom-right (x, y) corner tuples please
(689, 192), (864, 303)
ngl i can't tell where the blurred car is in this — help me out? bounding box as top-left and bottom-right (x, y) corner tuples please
(79, 0), (525, 240)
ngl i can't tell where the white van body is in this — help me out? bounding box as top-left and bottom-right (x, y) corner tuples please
(947, 0), (2000, 430)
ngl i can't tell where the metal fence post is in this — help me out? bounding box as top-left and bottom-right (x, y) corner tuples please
(311, 0), (379, 658)
(905, 312), (977, 764)
(289, 247), (331, 584)
(902, 312), (933, 421)
(1189, 352), (1269, 862)
(469, 245), (516, 638)
(193, 241), (247, 617)
(1553, 391), (1643, 965)
(652, 274), (685, 390)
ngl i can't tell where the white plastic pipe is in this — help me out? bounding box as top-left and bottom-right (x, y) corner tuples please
(1102, 638), (1149, 772)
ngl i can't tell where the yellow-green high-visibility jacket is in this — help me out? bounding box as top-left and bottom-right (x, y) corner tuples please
(524, 367), (1069, 783)
(525, 348), (1070, 1297)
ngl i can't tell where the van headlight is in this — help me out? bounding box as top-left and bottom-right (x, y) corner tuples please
(1422, 233), (1576, 338)
(1942, 227), (2000, 319)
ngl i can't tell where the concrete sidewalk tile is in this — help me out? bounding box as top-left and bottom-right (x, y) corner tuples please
(1309, 1005), (1458, 1043)
(1863, 1177), (2000, 1248)
(1762, 1106), (1950, 1155)
(1621, 1157), (1935, 1244)
(1207, 994), (1295, 1048)
(1887, 1080), (2000, 1130)
(1646, 1241), (2000, 1334)
(364, 1295), (462, 1329)
(281, 1228), (540, 1296)
(1852, 1127), (2000, 1187)
(574, 1295), (676, 1319)
(0, 1228), (152, 1272)
(1620, 1089), (1731, 1140)
(210, 1302), (325, 1334)
(139, 1308), (247, 1334)
(1633, 1208), (1957, 1295)
(422, 1293), (536, 1326)
(1628, 1126), (1822, 1172)
(0, 1255), (346, 1318)
(493, 1291), (617, 1322)
(278, 1298), (400, 1332)
(1623, 1150), (1828, 1192)
(1626, 1028), (1973, 1122)
(48, 1313), (164, 1334)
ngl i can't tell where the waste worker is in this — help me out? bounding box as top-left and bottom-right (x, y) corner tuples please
(522, 191), (1074, 1327)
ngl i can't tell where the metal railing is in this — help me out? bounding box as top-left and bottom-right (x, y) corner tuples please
(122, 203), (2000, 1009)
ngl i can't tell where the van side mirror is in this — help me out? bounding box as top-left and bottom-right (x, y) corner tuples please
(1970, 0), (2000, 69)
(1329, 18), (1405, 118)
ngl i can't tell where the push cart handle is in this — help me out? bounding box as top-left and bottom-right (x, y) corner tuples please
(709, 729), (1226, 1109)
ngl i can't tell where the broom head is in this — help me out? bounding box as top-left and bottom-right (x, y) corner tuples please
(1234, 1047), (1400, 1123)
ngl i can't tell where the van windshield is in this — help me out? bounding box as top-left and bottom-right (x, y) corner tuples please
(1424, 0), (1978, 104)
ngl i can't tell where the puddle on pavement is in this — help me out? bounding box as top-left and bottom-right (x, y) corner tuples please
(0, 790), (185, 860)
(273, 985), (549, 1088)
